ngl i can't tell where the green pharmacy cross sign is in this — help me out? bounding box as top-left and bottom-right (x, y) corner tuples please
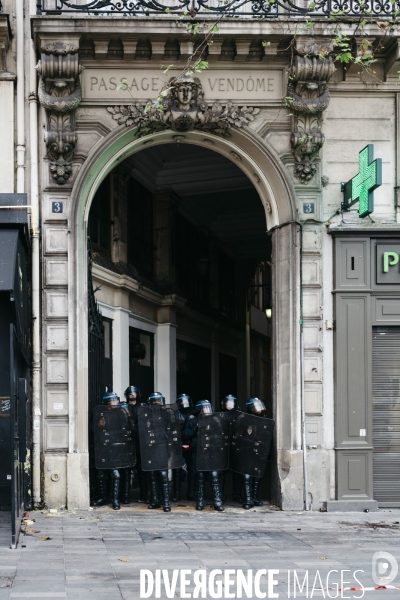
(341, 144), (382, 218)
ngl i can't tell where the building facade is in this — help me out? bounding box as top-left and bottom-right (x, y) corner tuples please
(1, 0), (400, 512)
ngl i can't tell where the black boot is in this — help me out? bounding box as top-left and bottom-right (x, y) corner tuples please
(148, 472), (161, 509)
(122, 469), (131, 505)
(160, 470), (171, 512)
(171, 468), (181, 502)
(93, 471), (109, 507)
(252, 478), (263, 507)
(196, 473), (205, 511)
(242, 475), (253, 510)
(111, 470), (121, 511)
(211, 471), (224, 512)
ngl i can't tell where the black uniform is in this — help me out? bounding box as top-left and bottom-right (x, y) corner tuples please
(142, 392), (171, 513)
(242, 397), (268, 509)
(172, 394), (195, 502)
(122, 386), (149, 504)
(183, 400), (224, 512)
(220, 395), (242, 503)
(93, 392), (133, 511)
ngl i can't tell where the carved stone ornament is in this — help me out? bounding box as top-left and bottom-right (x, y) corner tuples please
(107, 74), (260, 138)
(287, 39), (335, 184)
(36, 41), (83, 185)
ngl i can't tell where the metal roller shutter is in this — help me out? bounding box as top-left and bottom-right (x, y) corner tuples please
(372, 327), (400, 506)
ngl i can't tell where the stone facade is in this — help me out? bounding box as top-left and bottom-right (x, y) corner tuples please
(1, 0), (400, 511)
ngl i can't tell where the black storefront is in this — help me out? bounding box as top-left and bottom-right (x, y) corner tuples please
(0, 194), (32, 547)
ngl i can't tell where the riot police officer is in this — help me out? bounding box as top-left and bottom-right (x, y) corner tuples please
(172, 394), (195, 502)
(183, 400), (224, 512)
(242, 397), (267, 509)
(122, 386), (147, 504)
(146, 392), (171, 513)
(93, 392), (127, 511)
(220, 394), (242, 503)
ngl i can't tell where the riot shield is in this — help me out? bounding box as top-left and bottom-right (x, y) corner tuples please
(165, 407), (184, 470)
(138, 405), (183, 471)
(230, 411), (274, 478)
(94, 405), (135, 470)
(196, 412), (230, 472)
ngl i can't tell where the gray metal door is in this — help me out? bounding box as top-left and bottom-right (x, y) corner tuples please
(372, 327), (400, 507)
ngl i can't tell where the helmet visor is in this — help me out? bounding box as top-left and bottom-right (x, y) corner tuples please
(201, 404), (212, 414)
(179, 398), (190, 408)
(225, 399), (235, 410)
(150, 397), (164, 406)
(252, 399), (266, 414)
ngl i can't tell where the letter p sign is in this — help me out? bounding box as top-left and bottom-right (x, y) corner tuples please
(383, 252), (399, 273)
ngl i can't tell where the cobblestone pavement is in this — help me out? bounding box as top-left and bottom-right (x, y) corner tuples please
(1, 502), (400, 599)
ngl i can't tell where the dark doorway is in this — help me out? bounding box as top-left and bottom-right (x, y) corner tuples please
(129, 328), (154, 402)
(219, 353), (237, 401)
(176, 340), (212, 404)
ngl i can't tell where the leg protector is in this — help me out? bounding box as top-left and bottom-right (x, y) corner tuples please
(242, 474), (253, 510)
(122, 469), (131, 505)
(211, 471), (224, 512)
(220, 471), (226, 502)
(196, 472), (205, 511)
(93, 471), (109, 507)
(252, 477), (263, 507)
(111, 469), (121, 511)
(160, 470), (171, 512)
(171, 468), (181, 502)
(148, 471), (161, 509)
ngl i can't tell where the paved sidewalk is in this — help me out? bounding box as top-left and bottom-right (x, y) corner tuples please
(1, 502), (400, 599)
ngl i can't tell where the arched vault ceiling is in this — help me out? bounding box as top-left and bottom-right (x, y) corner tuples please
(125, 143), (269, 261)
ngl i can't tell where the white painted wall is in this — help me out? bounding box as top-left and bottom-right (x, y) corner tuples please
(0, 81), (14, 193)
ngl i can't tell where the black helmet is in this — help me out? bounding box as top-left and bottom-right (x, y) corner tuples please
(176, 394), (192, 411)
(124, 386), (141, 402)
(221, 394), (238, 412)
(148, 392), (165, 406)
(195, 399), (213, 415)
(102, 391), (120, 406)
(246, 397), (266, 416)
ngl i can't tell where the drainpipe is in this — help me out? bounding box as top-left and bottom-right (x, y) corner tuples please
(29, 0), (41, 505)
(16, 0), (25, 193)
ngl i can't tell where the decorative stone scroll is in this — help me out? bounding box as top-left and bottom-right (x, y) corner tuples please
(107, 74), (260, 138)
(37, 42), (83, 185)
(287, 39), (335, 184)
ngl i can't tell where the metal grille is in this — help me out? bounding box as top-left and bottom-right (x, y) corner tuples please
(88, 239), (107, 496)
(37, 0), (400, 17)
(372, 327), (400, 505)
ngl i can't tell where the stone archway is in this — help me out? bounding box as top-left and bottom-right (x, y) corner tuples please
(64, 125), (302, 510)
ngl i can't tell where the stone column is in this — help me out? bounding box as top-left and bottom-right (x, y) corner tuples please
(111, 169), (128, 264)
(156, 323), (177, 405)
(153, 190), (177, 284)
(112, 306), (130, 399)
(272, 223), (303, 510)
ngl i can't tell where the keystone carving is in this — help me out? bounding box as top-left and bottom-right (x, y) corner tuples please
(287, 39), (335, 184)
(36, 41), (83, 185)
(107, 74), (260, 137)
